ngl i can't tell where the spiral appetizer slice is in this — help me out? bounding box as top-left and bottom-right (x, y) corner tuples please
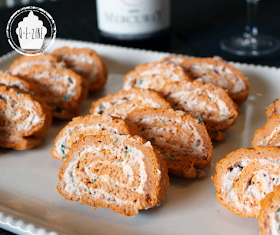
(126, 108), (213, 178)
(179, 57), (250, 105)
(213, 147), (280, 218)
(90, 88), (172, 119)
(259, 185), (280, 235)
(160, 80), (238, 140)
(9, 54), (61, 77)
(57, 134), (169, 216)
(122, 62), (191, 92)
(20, 64), (88, 119)
(252, 115), (280, 148)
(0, 71), (41, 96)
(266, 98), (280, 119)
(0, 85), (52, 150)
(53, 47), (108, 91)
(51, 115), (142, 161)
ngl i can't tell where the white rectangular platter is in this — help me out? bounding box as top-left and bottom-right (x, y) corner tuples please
(1, 38), (280, 235)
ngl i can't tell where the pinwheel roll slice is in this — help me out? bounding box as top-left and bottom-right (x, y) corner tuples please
(9, 54), (61, 77)
(252, 115), (280, 148)
(0, 71), (41, 96)
(0, 85), (52, 149)
(266, 98), (280, 119)
(160, 80), (238, 140)
(213, 147), (280, 218)
(180, 56), (250, 105)
(24, 64), (88, 119)
(122, 62), (191, 92)
(57, 134), (169, 216)
(259, 185), (280, 235)
(126, 108), (213, 178)
(51, 115), (142, 161)
(90, 88), (172, 119)
(53, 47), (108, 91)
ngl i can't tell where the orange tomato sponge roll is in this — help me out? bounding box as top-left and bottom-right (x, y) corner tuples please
(122, 62), (191, 92)
(90, 88), (172, 119)
(0, 84), (52, 150)
(178, 56), (250, 105)
(53, 47), (108, 91)
(266, 98), (280, 119)
(126, 108), (213, 178)
(213, 147), (280, 218)
(259, 185), (280, 235)
(51, 115), (141, 161)
(252, 114), (280, 148)
(160, 80), (238, 140)
(57, 134), (169, 216)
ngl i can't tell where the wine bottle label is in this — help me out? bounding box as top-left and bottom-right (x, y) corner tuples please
(96, 0), (170, 36)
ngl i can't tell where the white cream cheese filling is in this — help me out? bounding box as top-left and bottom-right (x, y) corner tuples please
(271, 210), (280, 235)
(55, 117), (121, 159)
(168, 88), (232, 121)
(139, 115), (206, 156)
(222, 158), (280, 214)
(259, 125), (280, 147)
(93, 94), (165, 118)
(1, 93), (43, 131)
(33, 71), (77, 97)
(192, 64), (246, 93)
(63, 135), (157, 205)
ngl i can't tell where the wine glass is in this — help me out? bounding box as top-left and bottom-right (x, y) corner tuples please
(220, 0), (280, 56)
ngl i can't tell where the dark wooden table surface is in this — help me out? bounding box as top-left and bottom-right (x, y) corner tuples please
(1, 0), (280, 234)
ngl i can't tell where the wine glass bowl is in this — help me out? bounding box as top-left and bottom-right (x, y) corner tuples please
(220, 33), (280, 56)
(220, 0), (280, 56)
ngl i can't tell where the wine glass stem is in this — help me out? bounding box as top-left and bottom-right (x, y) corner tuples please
(244, 0), (259, 39)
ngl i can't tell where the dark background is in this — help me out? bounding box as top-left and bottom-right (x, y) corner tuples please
(0, 0), (280, 66)
(0, 0), (280, 234)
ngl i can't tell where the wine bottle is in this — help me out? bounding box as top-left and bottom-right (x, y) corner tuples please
(96, 0), (170, 41)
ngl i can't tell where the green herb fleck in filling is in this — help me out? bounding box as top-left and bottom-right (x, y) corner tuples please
(125, 147), (132, 154)
(151, 137), (156, 141)
(5, 135), (10, 138)
(63, 94), (71, 100)
(277, 207), (280, 213)
(68, 77), (73, 84)
(170, 154), (175, 158)
(31, 92), (36, 96)
(115, 184), (118, 187)
(138, 79), (143, 85)
(92, 62), (96, 66)
(61, 54), (67, 59)
(114, 137), (119, 142)
(61, 144), (66, 160)
(198, 116), (203, 124)
(116, 160), (124, 163)
(208, 96), (212, 100)
(99, 105), (104, 110)
(222, 114), (231, 118)
(17, 91), (21, 96)
(262, 140), (267, 146)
